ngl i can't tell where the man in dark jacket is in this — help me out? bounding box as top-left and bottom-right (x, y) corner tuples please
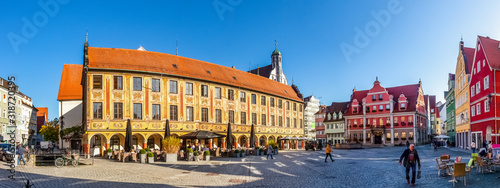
(399, 144), (420, 186)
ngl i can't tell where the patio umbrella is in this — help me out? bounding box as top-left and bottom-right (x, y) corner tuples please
(164, 119), (171, 138)
(226, 123), (233, 150)
(124, 119), (133, 152)
(250, 124), (256, 147)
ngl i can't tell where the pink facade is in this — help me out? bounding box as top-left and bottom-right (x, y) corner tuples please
(344, 78), (430, 146)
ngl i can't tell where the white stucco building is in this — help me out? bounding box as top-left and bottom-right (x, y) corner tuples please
(303, 95), (320, 140)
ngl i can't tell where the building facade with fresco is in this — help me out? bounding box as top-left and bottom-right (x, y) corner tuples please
(344, 78), (429, 146)
(58, 41), (304, 155)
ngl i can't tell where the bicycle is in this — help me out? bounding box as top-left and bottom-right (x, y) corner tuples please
(55, 152), (79, 168)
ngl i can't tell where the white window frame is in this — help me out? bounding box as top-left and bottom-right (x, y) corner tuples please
(476, 82), (480, 94)
(476, 103), (481, 115)
(484, 76), (489, 90)
(485, 100), (490, 112)
(477, 61), (481, 72)
(471, 85), (475, 97)
(471, 106), (475, 116)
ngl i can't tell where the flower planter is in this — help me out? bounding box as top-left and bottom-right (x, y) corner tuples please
(148, 156), (154, 163)
(235, 153), (240, 158)
(107, 152), (112, 159)
(205, 155), (210, 161)
(165, 153), (177, 163)
(140, 154), (146, 163)
(241, 152), (245, 157)
(187, 153), (194, 161)
(194, 155), (200, 161)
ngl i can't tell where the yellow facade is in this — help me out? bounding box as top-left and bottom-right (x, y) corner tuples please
(455, 46), (470, 135)
(83, 71), (304, 153)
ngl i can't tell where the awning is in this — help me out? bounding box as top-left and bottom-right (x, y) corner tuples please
(278, 136), (292, 140)
(179, 131), (226, 139)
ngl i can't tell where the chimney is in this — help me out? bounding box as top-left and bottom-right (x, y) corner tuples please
(232, 65), (235, 69)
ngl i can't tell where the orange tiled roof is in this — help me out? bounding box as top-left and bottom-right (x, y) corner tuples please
(57, 64), (83, 101)
(87, 47), (303, 102)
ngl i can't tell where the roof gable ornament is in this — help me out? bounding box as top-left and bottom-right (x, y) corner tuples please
(137, 45), (146, 51)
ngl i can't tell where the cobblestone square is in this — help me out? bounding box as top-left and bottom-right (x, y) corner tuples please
(1, 145), (499, 187)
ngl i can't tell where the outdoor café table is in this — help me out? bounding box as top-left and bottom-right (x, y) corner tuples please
(445, 162), (455, 176)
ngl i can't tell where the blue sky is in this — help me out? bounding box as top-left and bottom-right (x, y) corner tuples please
(1, 0), (500, 120)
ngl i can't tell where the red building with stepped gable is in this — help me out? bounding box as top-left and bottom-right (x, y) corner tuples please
(344, 78), (429, 146)
(470, 36), (500, 145)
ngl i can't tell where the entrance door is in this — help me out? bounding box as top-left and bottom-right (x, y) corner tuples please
(375, 135), (382, 144)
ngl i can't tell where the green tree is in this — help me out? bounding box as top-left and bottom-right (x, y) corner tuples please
(40, 118), (59, 142)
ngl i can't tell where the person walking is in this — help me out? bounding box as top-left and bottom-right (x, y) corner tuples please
(17, 145), (26, 165)
(471, 141), (476, 153)
(406, 141), (410, 149)
(399, 144), (421, 187)
(324, 143), (334, 163)
(266, 144), (274, 160)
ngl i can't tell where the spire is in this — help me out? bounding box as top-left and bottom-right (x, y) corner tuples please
(272, 40), (281, 56)
(257, 65), (260, 76)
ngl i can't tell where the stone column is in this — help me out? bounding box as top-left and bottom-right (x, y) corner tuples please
(143, 142), (147, 149)
(390, 115), (394, 145)
(363, 117), (367, 144)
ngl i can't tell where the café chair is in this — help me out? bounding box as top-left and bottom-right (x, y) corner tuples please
(452, 163), (466, 187)
(435, 158), (448, 176)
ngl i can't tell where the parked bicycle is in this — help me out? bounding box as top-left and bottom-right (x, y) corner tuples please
(55, 151), (79, 168)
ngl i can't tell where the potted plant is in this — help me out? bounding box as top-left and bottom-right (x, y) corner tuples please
(107, 148), (112, 159)
(145, 148), (151, 152)
(140, 149), (147, 163)
(234, 149), (240, 158)
(204, 151), (210, 161)
(162, 137), (181, 162)
(147, 152), (154, 163)
(254, 147), (260, 156)
(187, 148), (194, 161)
(240, 149), (245, 157)
(194, 150), (200, 161)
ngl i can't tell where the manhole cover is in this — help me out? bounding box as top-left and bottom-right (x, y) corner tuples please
(228, 179), (247, 183)
(206, 173), (219, 176)
(182, 172), (190, 174)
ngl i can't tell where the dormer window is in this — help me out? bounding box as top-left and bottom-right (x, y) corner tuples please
(353, 107), (358, 113)
(339, 112), (342, 119)
(378, 94), (383, 100)
(400, 103), (406, 109)
(333, 113), (337, 120)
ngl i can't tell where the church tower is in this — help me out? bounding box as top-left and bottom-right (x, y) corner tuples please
(271, 43), (287, 84)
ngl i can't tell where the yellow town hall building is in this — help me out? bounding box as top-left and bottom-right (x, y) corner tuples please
(58, 41), (304, 155)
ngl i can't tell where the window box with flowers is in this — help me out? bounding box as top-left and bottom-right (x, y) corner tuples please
(401, 122), (406, 126)
(394, 138), (399, 141)
(386, 123), (391, 127)
(366, 124), (370, 128)
(408, 137), (413, 140)
(393, 123), (399, 126)
(372, 109), (377, 112)
(366, 138), (370, 142)
(353, 124), (357, 128)
(353, 138), (358, 142)
(386, 137), (391, 141)
(401, 137), (407, 141)
(408, 122), (414, 126)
